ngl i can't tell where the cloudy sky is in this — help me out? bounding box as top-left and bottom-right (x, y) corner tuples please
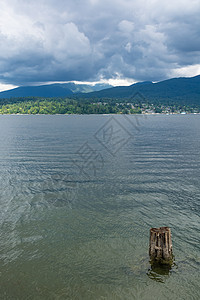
(0, 0), (200, 90)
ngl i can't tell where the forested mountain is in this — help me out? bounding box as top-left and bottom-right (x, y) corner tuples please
(81, 75), (200, 105)
(0, 82), (112, 98)
(0, 84), (73, 98)
(0, 75), (200, 106)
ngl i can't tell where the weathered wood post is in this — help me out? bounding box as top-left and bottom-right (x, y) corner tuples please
(149, 227), (173, 265)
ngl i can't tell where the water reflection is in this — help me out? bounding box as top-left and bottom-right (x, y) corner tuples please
(147, 261), (177, 283)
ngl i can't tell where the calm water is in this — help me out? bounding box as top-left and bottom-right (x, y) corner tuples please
(0, 114), (200, 299)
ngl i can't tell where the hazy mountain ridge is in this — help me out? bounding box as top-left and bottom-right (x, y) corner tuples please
(0, 82), (112, 98)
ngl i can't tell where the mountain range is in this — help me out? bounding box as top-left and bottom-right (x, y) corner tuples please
(82, 75), (200, 105)
(0, 82), (112, 99)
(0, 75), (200, 105)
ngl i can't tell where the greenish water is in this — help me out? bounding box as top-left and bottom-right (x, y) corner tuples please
(0, 114), (200, 299)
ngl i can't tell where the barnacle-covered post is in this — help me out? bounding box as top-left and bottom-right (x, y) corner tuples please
(149, 227), (173, 265)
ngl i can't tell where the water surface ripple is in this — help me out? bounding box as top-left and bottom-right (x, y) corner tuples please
(0, 115), (200, 299)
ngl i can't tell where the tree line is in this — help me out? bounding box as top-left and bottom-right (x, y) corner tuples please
(0, 98), (141, 114)
(0, 96), (199, 114)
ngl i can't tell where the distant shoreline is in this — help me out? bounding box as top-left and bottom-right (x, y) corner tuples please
(1, 113), (200, 116)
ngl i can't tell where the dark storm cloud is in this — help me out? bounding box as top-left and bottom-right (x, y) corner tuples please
(0, 0), (200, 85)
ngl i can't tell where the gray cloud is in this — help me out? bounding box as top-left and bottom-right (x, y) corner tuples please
(0, 0), (200, 86)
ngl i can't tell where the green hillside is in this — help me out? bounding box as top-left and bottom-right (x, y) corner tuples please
(0, 83), (112, 99)
(81, 75), (200, 105)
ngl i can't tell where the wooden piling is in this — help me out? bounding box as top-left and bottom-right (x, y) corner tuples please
(149, 227), (173, 265)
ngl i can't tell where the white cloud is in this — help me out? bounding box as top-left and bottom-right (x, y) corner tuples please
(0, 83), (18, 92)
(118, 20), (134, 34)
(171, 64), (200, 78)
